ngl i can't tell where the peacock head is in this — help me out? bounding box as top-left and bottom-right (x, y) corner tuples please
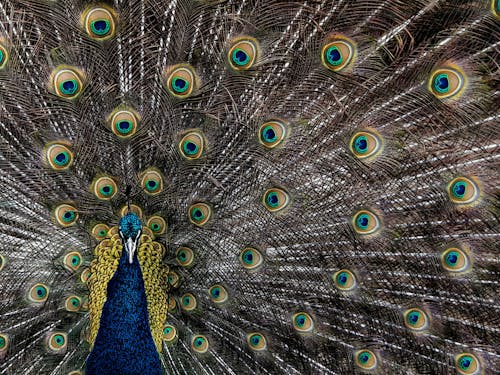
(119, 212), (142, 264)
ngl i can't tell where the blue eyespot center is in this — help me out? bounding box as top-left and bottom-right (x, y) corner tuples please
(262, 126), (277, 143)
(192, 208), (203, 220)
(354, 136), (368, 153)
(63, 211), (75, 222)
(71, 256), (80, 265)
(446, 251), (458, 266)
(434, 73), (449, 93)
(151, 223), (160, 231)
(326, 46), (342, 66)
(212, 288), (220, 297)
(54, 152), (69, 165)
(116, 120), (133, 134)
(459, 356), (472, 370)
(61, 80), (78, 95)
(172, 77), (189, 93)
(359, 352), (370, 363)
(408, 311), (420, 325)
(163, 327), (172, 334)
(195, 338), (203, 347)
(295, 314), (306, 327)
(250, 335), (260, 345)
(452, 181), (466, 198)
(90, 19), (111, 36)
(243, 251), (253, 264)
(232, 49), (250, 66)
(356, 214), (369, 229)
(183, 141), (198, 155)
(337, 272), (348, 285)
(266, 192), (279, 207)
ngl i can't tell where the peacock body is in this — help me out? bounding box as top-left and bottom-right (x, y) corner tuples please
(0, 0), (499, 374)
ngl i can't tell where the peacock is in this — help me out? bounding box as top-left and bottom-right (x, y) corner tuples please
(0, 0), (498, 374)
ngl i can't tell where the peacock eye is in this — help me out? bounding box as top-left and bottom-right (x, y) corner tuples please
(164, 64), (197, 98)
(263, 188), (290, 212)
(292, 312), (314, 332)
(54, 204), (78, 227)
(429, 66), (466, 99)
(176, 247), (194, 267)
(80, 268), (91, 284)
(404, 308), (429, 332)
(333, 269), (357, 291)
(63, 251), (83, 272)
(45, 143), (73, 170)
(120, 204), (143, 218)
(140, 169), (164, 195)
(179, 130), (205, 160)
(168, 296), (177, 312)
(447, 177), (480, 205)
(92, 176), (118, 200)
(65, 295), (82, 312)
(0, 334), (9, 353)
(355, 350), (378, 370)
(208, 284), (228, 304)
(0, 43), (8, 69)
(109, 108), (140, 138)
(352, 210), (381, 235)
(47, 332), (67, 352)
(91, 223), (109, 241)
(239, 248), (263, 270)
(180, 293), (197, 311)
(258, 120), (287, 149)
(188, 203), (212, 226)
(50, 66), (84, 99)
(228, 37), (259, 70)
(167, 271), (180, 288)
(455, 353), (481, 375)
(191, 335), (209, 353)
(441, 247), (470, 273)
(162, 325), (177, 343)
(83, 6), (116, 40)
(247, 333), (267, 351)
(349, 131), (382, 160)
(321, 36), (356, 72)
(147, 216), (167, 235)
(29, 283), (49, 302)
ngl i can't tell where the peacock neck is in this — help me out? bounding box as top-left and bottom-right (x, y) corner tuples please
(86, 249), (162, 375)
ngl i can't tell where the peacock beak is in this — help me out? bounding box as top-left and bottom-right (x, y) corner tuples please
(124, 237), (137, 264)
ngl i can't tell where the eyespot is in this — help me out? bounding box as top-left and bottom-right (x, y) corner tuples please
(0, 43), (8, 69)
(80, 268), (91, 284)
(109, 108), (139, 138)
(147, 216), (166, 236)
(179, 130), (205, 160)
(404, 308), (430, 332)
(54, 204), (78, 227)
(140, 169), (164, 195)
(176, 247), (194, 267)
(162, 325), (177, 343)
(239, 248), (263, 270)
(167, 271), (180, 288)
(65, 295), (82, 312)
(29, 283), (49, 302)
(164, 64), (197, 98)
(91, 223), (109, 241)
(321, 36), (356, 72)
(180, 293), (197, 311)
(492, 0), (500, 18)
(82, 6), (116, 40)
(168, 296), (177, 312)
(191, 335), (209, 354)
(63, 251), (83, 272)
(50, 66), (84, 99)
(349, 131), (382, 160)
(352, 210), (381, 235)
(263, 188), (290, 212)
(333, 269), (357, 291)
(209, 284), (228, 304)
(259, 120), (287, 149)
(429, 66), (466, 99)
(355, 349), (378, 370)
(0, 334), (9, 353)
(47, 332), (67, 352)
(247, 333), (267, 351)
(45, 143), (73, 170)
(188, 203), (212, 227)
(92, 176), (118, 200)
(0, 254), (6, 271)
(455, 353), (481, 375)
(447, 177), (480, 205)
(441, 247), (471, 273)
(228, 37), (258, 70)
(120, 204), (143, 218)
(292, 312), (314, 332)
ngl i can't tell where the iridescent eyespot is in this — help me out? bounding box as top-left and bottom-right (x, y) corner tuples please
(80, 268), (91, 284)
(247, 333), (267, 351)
(239, 248), (263, 270)
(91, 223), (109, 241)
(292, 312), (314, 332)
(321, 36), (356, 72)
(0, 334), (9, 353)
(164, 64), (197, 98)
(333, 269), (357, 291)
(29, 283), (49, 302)
(0, 43), (8, 69)
(168, 296), (177, 312)
(140, 169), (164, 195)
(167, 271), (180, 288)
(147, 216), (166, 236)
(191, 335), (209, 354)
(92, 176), (117, 200)
(65, 295), (82, 312)
(455, 353), (481, 375)
(176, 247), (194, 267)
(263, 188), (290, 212)
(259, 120), (287, 149)
(162, 325), (177, 343)
(120, 204), (143, 218)
(429, 66), (466, 99)
(109, 108), (140, 138)
(180, 293), (197, 311)
(50, 66), (84, 99)
(447, 177), (480, 205)
(349, 130), (382, 160)
(82, 6), (116, 40)
(63, 251), (83, 272)
(404, 308), (430, 332)
(45, 143), (73, 170)
(228, 37), (259, 70)
(441, 247), (471, 273)
(352, 210), (381, 235)
(355, 349), (378, 370)
(54, 204), (78, 227)
(179, 130), (205, 160)
(47, 332), (67, 352)
(188, 203), (212, 227)
(209, 284), (228, 304)
(0, 254), (5, 271)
